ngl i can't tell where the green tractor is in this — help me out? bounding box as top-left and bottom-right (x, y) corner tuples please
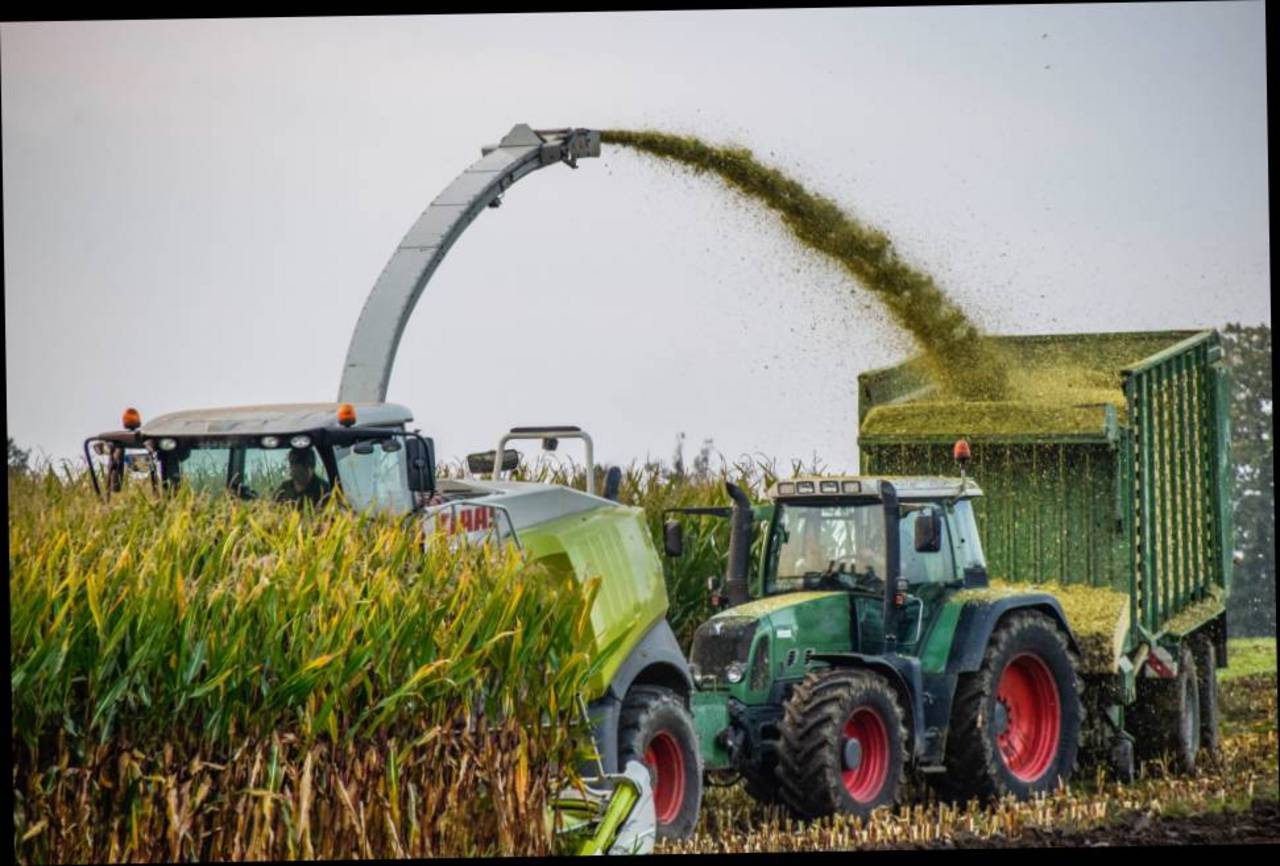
(670, 454), (1086, 818)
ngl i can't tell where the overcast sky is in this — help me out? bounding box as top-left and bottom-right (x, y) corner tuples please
(3, 5), (1270, 474)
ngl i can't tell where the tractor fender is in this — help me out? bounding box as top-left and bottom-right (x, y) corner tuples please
(808, 652), (928, 761)
(586, 618), (694, 774)
(945, 594), (1081, 674)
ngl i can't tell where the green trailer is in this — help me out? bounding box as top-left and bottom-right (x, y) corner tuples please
(858, 328), (1234, 774)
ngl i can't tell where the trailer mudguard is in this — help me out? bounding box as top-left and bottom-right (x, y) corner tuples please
(808, 651), (929, 760)
(945, 594), (1081, 673)
(338, 125), (600, 403)
(586, 618), (694, 774)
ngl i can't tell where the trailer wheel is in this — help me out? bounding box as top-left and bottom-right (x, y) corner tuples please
(933, 611), (1083, 802)
(617, 685), (703, 840)
(1195, 637), (1222, 760)
(1132, 644), (1200, 774)
(776, 669), (907, 820)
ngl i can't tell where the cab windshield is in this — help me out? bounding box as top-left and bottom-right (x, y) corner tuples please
(155, 437), (413, 513)
(766, 501), (888, 595)
(160, 440), (334, 503)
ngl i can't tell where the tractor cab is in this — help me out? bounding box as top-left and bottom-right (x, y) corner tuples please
(84, 402), (435, 511)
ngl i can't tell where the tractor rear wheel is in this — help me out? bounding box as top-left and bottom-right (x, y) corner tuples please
(1132, 644), (1200, 774)
(742, 759), (783, 805)
(776, 669), (907, 820)
(617, 685), (703, 840)
(933, 611), (1083, 802)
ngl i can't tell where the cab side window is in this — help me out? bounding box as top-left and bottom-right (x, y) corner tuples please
(899, 505), (957, 584)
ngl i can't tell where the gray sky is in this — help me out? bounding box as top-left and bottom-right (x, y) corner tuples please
(3, 5), (1270, 474)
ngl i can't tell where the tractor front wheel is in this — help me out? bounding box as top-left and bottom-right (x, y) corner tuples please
(617, 685), (703, 840)
(934, 611), (1083, 802)
(776, 669), (907, 820)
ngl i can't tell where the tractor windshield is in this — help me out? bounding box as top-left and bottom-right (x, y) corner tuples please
(767, 502), (888, 595)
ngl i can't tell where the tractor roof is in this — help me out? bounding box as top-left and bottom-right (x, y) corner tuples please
(768, 475), (983, 502)
(137, 402), (414, 437)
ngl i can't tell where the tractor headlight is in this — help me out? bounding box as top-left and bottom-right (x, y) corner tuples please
(725, 661), (745, 684)
(158, 438), (178, 451)
(290, 435), (312, 449)
(261, 435), (280, 448)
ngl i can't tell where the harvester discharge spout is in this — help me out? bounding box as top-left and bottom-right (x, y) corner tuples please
(338, 125), (601, 404)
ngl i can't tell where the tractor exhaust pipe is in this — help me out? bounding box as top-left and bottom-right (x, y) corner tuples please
(725, 482), (753, 607)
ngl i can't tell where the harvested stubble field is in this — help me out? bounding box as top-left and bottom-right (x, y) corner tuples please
(662, 664), (1278, 853)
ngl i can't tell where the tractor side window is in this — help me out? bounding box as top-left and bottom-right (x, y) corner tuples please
(899, 505), (956, 584)
(948, 500), (986, 571)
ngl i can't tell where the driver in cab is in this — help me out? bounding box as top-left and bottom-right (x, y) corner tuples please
(274, 448), (331, 506)
(792, 515), (885, 589)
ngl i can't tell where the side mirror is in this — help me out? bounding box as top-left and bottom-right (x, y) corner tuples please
(467, 448), (520, 475)
(603, 466), (622, 501)
(914, 510), (942, 553)
(663, 520), (684, 557)
(406, 436), (436, 493)
(963, 565), (989, 589)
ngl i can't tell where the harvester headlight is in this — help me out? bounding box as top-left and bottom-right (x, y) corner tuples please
(158, 438), (178, 451)
(819, 480), (840, 493)
(796, 481), (815, 494)
(841, 481), (861, 494)
(777, 482), (795, 495)
(725, 662), (745, 684)
(261, 435), (280, 448)
(290, 435), (312, 449)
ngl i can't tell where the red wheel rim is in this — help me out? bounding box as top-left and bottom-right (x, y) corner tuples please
(643, 731), (686, 824)
(995, 653), (1062, 782)
(842, 707), (890, 802)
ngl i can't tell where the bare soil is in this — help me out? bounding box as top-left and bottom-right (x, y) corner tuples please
(938, 799), (1280, 848)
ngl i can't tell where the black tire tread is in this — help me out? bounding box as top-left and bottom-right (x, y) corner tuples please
(617, 684), (703, 841)
(1131, 644), (1199, 774)
(775, 668), (907, 819)
(930, 610), (1084, 803)
(1195, 637), (1222, 760)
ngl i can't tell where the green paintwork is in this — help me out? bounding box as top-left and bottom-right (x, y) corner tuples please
(723, 592), (859, 705)
(690, 691), (732, 770)
(711, 591), (844, 622)
(918, 601), (963, 673)
(552, 774), (643, 855)
(519, 503), (669, 700)
(859, 329), (1232, 642)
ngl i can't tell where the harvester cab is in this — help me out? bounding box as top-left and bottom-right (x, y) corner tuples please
(674, 460), (1085, 821)
(84, 402), (435, 510)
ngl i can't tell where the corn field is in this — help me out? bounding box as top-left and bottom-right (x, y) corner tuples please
(10, 470), (603, 861)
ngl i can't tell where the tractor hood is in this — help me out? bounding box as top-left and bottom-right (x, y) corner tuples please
(690, 591), (855, 700)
